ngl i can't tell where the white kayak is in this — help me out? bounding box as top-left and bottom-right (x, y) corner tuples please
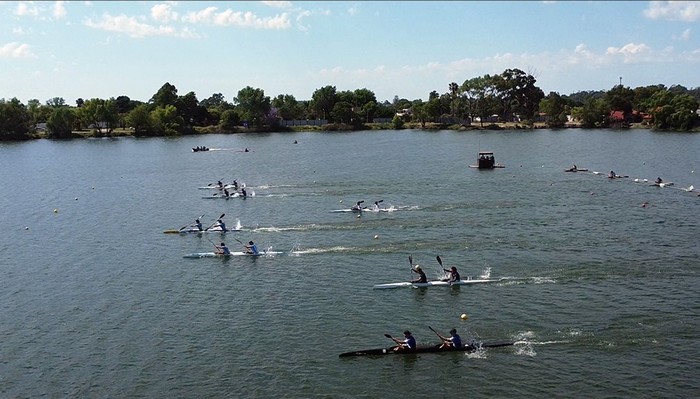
(164, 226), (242, 234)
(183, 250), (281, 258)
(198, 184), (239, 190)
(373, 278), (504, 289)
(202, 191), (255, 199)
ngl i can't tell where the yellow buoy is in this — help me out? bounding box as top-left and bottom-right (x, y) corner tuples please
(53, 209), (58, 213)
(374, 235), (379, 239)
(460, 313), (469, 321)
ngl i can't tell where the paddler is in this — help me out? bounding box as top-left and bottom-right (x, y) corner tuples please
(212, 219), (227, 232)
(194, 218), (203, 231)
(442, 266), (460, 283)
(391, 330), (416, 351)
(245, 241), (259, 255)
(437, 328), (463, 349)
(215, 242), (231, 255)
(351, 200), (364, 212)
(411, 265), (427, 283)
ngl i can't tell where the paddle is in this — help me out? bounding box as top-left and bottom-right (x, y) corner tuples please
(436, 255), (443, 268)
(428, 326), (445, 341)
(205, 213), (225, 231)
(408, 255), (414, 280)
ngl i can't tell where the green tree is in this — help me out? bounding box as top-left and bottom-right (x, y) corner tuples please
(648, 90), (699, 130)
(0, 98), (31, 139)
(151, 105), (183, 135)
(580, 98), (610, 128)
(496, 68), (544, 122)
(80, 98), (119, 134)
(330, 101), (356, 124)
(311, 85), (337, 121)
(150, 82), (178, 108)
(219, 109), (240, 130)
(46, 97), (66, 108)
(391, 114), (405, 129)
(539, 92), (568, 128)
(126, 104), (154, 136)
(234, 86), (271, 128)
(271, 94), (303, 120)
(46, 107), (75, 138)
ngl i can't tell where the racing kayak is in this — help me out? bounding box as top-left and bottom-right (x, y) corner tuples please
(163, 220), (242, 234)
(373, 278), (504, 289)
(183, 250), (281, 258)
(202, 191), (255, 199)
(339, 340), (515, 357)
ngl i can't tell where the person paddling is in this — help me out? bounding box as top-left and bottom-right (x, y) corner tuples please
(351, 200), (364, 212)
(411, 265), (427, 283)
(208, 218), (227, 232)
(194, 218), (203, 231)
(245, 241), (259, 255)
(215, 242), (231, 255)
(442, 266), (461, 283)
(391, 330), (416, 351)
(436, 328), (463, 349)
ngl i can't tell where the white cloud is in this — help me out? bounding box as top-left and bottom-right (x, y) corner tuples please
(0, 42), (35, 58)
(182, 6), (291, 29)
(15, 2), (40, 17)
(151, 3), (178, 23)
(84, 14), (184, 38)
(606, 43), (652, 62)
(261, 1), (292, 9)
(53, 1), (67, 19)
(643, 1), (700, 22)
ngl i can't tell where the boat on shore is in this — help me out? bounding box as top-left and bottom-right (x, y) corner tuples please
(339, 340), (515, 357)
(469, 151), (505, 169)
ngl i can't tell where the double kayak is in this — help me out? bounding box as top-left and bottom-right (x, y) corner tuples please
(163, 226), (242, 234)
(183, 250), (282, 258)
(339, 340), (515, 357)
(373, 278), (504, 289)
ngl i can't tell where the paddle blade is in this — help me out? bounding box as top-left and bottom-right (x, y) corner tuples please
(408, 256), (413, 266)
(436, 256), (443, 267)
(163, 230), (179, 234)
(219, 213), (226, 219)
(384, 334), (393, 339)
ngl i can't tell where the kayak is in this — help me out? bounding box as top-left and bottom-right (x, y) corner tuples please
(183, 250), (281, 258)
(202, 191), (255, 199)
(163, 220), (243, 234)
(163, 226), (242, 234)
(198, 184), (239, 190)
(373, 278), (504, 289)
(339, 340), (515, 357)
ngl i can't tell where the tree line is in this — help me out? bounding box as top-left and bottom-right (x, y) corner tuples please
(1, 68), (699, 140)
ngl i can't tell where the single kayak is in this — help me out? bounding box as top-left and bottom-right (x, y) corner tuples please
(373, 278), (504, 289)
(183, 251), (281, 258)
(339, 340), (515, 357)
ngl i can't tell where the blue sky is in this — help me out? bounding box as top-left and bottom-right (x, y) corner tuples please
(1, 1), (699, 105)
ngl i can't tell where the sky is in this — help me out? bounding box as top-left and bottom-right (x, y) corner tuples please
(1, 1), (699, 105)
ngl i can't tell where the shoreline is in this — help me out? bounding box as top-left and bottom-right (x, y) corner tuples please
(18, 121), (660, 141)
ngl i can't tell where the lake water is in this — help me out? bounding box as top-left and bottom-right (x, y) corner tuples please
(1, 129), (698, 398)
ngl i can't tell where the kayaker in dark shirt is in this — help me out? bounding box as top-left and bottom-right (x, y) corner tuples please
(215, 242), (231, 255)
(411, 265), (427, 283)
(245, 241), (259, 255)
(443, 266), (460, 283)
(391, 330), (416, 351)
(437, 328), (463, 349)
